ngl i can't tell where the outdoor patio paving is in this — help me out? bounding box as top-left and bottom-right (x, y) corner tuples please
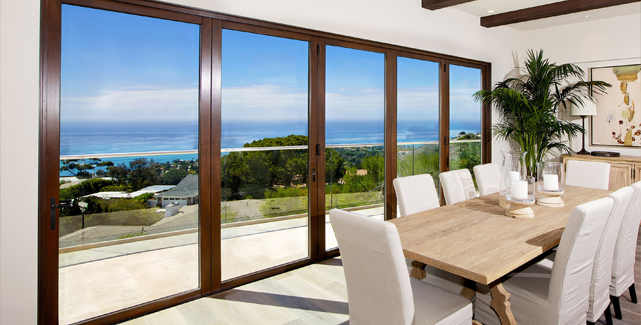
(58, 207), (383, 325)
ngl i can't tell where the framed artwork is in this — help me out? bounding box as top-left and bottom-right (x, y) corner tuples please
(590, 64), (641, 147)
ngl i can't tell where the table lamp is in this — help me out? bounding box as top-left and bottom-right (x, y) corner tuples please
(570, 101), (597, 155)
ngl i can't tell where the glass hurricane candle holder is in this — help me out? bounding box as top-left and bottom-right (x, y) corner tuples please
(506, 176), (536, 218)
(500, 150), (527, 208)
(536, 162), (565, 207)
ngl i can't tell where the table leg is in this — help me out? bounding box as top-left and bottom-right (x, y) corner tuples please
(410, 261), (426, 279)
(489, 281), (517, 325)
(459, 280), (476, 301)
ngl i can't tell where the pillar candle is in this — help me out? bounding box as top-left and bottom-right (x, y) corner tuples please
(509, 171), (520, 181)
(511, 180), (528, 199)
(543, 174), (559, 191)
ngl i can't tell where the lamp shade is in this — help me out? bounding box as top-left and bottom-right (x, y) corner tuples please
(569, 101), (597, 116)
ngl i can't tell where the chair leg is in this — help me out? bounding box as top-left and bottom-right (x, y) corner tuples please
(604, 304), (613, 325)
(630, 283), (638, 304)
(611, 295), (623, 319)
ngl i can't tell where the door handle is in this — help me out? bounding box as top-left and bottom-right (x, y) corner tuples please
(50, 198), (72, 230)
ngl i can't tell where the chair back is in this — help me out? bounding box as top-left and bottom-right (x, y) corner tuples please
(473, 163), (501, 196)
(611, 181), (641, 296)
(587, 186), (633, 321)
(565, 160), (610, 190)
(329, 209), (414, 325)
(548, 197), (614, 324)
(393, 174), (439, 217)
(439, 169), (476, 205)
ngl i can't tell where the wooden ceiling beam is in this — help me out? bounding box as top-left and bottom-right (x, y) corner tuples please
(481, 0), (641, 28)
(422, 0), (477, 11)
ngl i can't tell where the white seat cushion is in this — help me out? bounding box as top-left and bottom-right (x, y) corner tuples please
(411, 278), (472, 325)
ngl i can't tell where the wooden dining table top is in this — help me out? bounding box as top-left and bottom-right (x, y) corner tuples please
(388, 185), (613, 285)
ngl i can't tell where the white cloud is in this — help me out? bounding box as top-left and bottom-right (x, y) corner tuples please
(221, 84), (308, 121)
(326, 87), (384, 120)
(61, 87), (198, 122)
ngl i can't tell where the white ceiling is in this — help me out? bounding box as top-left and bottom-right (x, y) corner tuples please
(454, 0), (641, 30)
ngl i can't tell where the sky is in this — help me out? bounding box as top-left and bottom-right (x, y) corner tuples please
(61, 4), (482, 150)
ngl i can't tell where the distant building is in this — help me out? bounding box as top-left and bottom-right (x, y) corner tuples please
(84, 185), (175, 200)
(154, 175), (199, 207)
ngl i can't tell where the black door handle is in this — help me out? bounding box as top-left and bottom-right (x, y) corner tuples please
(50, 198), (72, 230)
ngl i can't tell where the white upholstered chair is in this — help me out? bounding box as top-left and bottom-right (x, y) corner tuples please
(610, 181), (641, 319)
(565, 160), (610, 190)
(393, 173), (466, 294)
(474, 197), (615, 325)
(393, 174), (440, 217)
(329, 209), (473, 325)
(586, 186), (633, 324)
(439, 169), (477, 205)
(473, 163), (501, 196)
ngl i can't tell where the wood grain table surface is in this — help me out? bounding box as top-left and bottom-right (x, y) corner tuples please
(388, 185), (613, 285)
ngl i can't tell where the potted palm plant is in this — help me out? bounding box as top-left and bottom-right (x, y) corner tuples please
(474, 49), (610, 176)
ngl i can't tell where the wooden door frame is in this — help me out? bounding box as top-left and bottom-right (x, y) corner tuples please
(39, 1), (212, 324)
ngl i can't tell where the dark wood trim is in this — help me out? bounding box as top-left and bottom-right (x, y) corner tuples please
(439, 61), (450, 206)
(481, 63), (492, 164)
(198, 17), (213, 296)
(63, 0), (202, 24)
(324, 38), (388, 54)
(222, 20), (313, 42)
(210, 18), (223, 293)
(39, 0), (62, 324)
(316, 37), (328, 257)
(309, 36), (320, 262)
(221, 259), (311, 290)
(480, 0), (641, 28)
(396, 51), (445, 65)
(385, 49), (398, 220)
(422, 0), (476, 11)
(74, 290), (201, 325)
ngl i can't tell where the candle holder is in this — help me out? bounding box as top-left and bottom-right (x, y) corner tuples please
(536, 162), (565, 207)
(506, 176), (536, 218)
(500, 151), (527, 209)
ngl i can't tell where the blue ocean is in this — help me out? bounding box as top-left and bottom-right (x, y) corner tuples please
(60, 119), (478, 175)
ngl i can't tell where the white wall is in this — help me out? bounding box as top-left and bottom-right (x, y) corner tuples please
(523, 13), (641, 157)
(0, 0), (41, 324)
(0, 0), (525, 323)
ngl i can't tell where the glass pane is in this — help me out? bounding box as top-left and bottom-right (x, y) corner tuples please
(59, 5), (200, 324)
(397, 57), (440, 192)
(221, 29), (309, 280)
(449, 65), (482, 182)
(325, 46), (385, 251)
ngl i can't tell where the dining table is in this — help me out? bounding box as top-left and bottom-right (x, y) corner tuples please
(387, 185), (613, 325)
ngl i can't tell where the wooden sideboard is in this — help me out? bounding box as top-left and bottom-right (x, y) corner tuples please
(562, 154), (641, 190)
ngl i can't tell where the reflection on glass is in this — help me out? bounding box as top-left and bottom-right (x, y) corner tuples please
(220, 29), (309, 280)
(450, 65), (482, 179)
(59, 5), (200, 324)
(397, 57), (440, 190)
(325, 46), (385, 250)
